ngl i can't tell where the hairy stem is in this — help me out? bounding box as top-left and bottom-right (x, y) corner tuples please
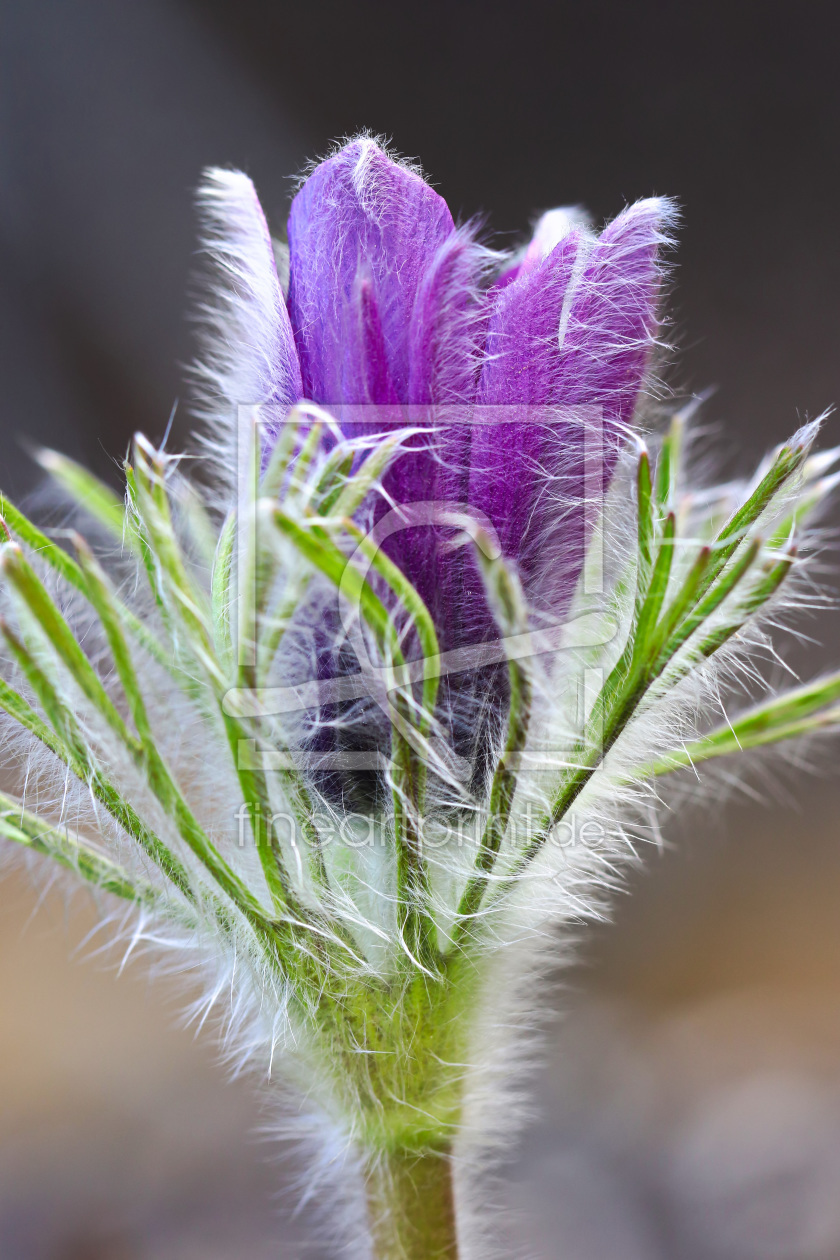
(366, 1148), (459, 1260)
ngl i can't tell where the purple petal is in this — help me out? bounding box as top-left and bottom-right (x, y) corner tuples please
(408, 226), (492, 408)
(287, 138), (454, 406)
(393, 227), (495, 623)
(194, 168), (302, 457)
(340, 277), (399, 407)
(288, 142), (495, 629)
(472, 197), (675, 611)
(472, 229), (585, 563)
(551, 198), (674, 428)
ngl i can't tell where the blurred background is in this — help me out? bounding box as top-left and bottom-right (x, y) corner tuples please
(2, 1), (840, 1256)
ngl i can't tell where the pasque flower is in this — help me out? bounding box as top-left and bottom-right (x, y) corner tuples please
(1, 136), (839, 1259)
(206, 137), (670, 635)
(201, 137), (674, 796)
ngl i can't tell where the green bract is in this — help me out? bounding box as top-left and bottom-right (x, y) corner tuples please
(0, 406), (838, 1259)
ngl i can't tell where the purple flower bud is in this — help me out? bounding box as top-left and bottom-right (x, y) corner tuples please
(281, 137), (673, 641)
(197, 138), (674, 784)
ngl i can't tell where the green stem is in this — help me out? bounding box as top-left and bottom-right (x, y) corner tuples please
(366, 1147), (459, 1260)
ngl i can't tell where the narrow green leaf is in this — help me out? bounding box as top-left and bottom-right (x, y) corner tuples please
(35, 448), (133, 549)
(654, 409), (683, 509)
(696, 550), (795, 660)
(648, 541), (712, 660)
(316, 448), (356, 513)
(1, 544), (137, 749)
(635, 448), (654, 617)
(633, 511), (675, 660)
(261, 412), (300, 500)
(642, 674), (840, 777)
(211, 512), (236, 668)
(0, 654), (195, 902)
(72, 537), (276, 922)
(330, 432), (408, 519)
(0, 494), (171, 674)
(285, 421), (324, 508)
(0, 790), (161, 905)
(131, 438), (223, 689)
(654, 538), (760, 670)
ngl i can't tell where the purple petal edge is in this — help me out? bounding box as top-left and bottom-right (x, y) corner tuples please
(472, 197), (675, 617)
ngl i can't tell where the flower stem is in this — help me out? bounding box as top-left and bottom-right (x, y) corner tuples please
(367, 1148), (459, 1260)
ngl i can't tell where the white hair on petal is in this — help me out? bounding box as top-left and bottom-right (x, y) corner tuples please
(292, 130), (427, 194)
(190, 167), (301, 502)
(528, 204), (593, 262)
